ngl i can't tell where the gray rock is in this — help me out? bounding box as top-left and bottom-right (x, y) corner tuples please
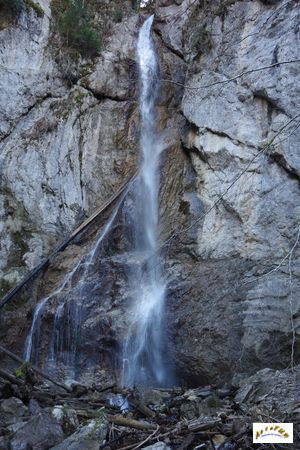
(0, 436), (9, 450)
(7, 421), (27, 433)
(49, 419), (108, 450)
(29, 399), (42, 416)
(1, 397), (28, 418)
(10, 412), (64, 450)
(52, 405), (79, 435)
(142, 443), (171, 450)
(0, 0), (299, 392)
(234, 366), (298, 419)
(172, 0), (300, 384)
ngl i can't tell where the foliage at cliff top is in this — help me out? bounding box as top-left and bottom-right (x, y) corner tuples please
(0, 0), (22, 17)
(0, 0), (44, 18)
(51, 0), (101, 57)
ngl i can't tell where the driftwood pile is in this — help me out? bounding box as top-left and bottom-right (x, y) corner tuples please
(0, 345), (286, 450)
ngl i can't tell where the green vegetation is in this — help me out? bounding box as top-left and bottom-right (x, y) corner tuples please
(24, 0), (44, 17)
(0, 0), (22, 17)
(15, 364), (26, 378)
(51, 0), (69, 19)
(192, 27), (212, 57)
(52, 0), (101, 57)
(0, 0), (44, 20)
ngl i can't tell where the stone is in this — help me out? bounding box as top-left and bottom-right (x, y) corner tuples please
(0, 436), (9, 450)
(7, 421), (27, 433)
(10, 412), (64, 450)
(1, 397), (28, 418)
(171, 0), (300, 384)
(234, 366), (298, 419)
(138, 388), (171, 406)
(28, 399), (42, 416)
(216, 388), (231, 399)
(49, 419), (108, 450)
(52, 405), (79, 435)
(143, 443), (171, 450)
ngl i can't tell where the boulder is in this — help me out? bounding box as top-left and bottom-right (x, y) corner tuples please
(10, 411), (64, 450)
(143, 443), (171, 450)
(234, 366), (298, 419)
(49, 419), (108, 450)
(1, 397), (28, 418)
(52, 405), (79, 435)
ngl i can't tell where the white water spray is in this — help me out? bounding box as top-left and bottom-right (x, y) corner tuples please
(122, 16), (168, 387)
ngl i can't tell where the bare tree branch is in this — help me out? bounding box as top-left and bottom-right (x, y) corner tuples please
(161, 114), (300, 249)
(244, 225), (300, 285)
(288, 225), (300, 371)
(159, 60), (300, 91)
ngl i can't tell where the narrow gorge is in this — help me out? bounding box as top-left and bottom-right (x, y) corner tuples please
(0, 1), (299, 449)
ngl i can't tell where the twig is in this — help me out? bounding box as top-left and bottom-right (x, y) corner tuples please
(159, 60), (300, 90)
(118, 425), (159, 450)
(244, 225), (300, 284)
(161, 114), (300, 250)
(0, 345), (72, 393)
(0, 368), (24, 386)
(106, 414), (156, 430)
(288, 225), (300, 371)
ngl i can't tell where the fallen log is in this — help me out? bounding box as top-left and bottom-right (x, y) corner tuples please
(0, 171), (137, 310)
(128, 396), (155, 418)
(106, 414), (156, 431)
(187, 419), (222, 432)
(0, 345), (72, 393)
(0, 368), (24, 386)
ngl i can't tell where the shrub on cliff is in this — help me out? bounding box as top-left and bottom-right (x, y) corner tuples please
(0, 0), (22, 17)
(55, 0), (101, 57)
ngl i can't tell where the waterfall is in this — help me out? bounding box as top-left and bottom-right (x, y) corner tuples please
(23, 192), (127, 374)
(122, 15), (168, 387)
(23, 15), (170, 387)
(48, 200), (124, 375)
(24, 296), (49, 363)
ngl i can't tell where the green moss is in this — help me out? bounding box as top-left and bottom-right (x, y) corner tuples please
(206, 395), (221, 409)
(51, 0), (69, 18)
(0, 279), (13, 298)
(74, 91), (87, 105)
(192, 27), (212, 57)
(112, 7), (123, 23)
(24, 0), (44, 17)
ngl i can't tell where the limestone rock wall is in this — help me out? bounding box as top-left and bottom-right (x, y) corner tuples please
(158, 0), (300, 383)
(0, 2), (140, 295)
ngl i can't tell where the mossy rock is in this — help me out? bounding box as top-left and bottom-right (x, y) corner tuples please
(24, 0), (44, 17)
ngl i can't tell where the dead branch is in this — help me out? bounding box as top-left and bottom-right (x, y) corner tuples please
(288, 225), (300, 371)
(0, 345), (72, 393)
(0, 368), (24, 386)
(159, 60), (300, 90)
(106, 414), (156, 431)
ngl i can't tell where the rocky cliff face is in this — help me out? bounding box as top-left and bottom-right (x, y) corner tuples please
(0, 0), (299, 387)
(163, 0), (300, 384)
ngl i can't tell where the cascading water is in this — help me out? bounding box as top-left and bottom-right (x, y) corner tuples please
(23, 193), (127, 375)
(48, 201), (123, 375)
(23, 15), (170, 387)
(122, 15), (168, 387)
